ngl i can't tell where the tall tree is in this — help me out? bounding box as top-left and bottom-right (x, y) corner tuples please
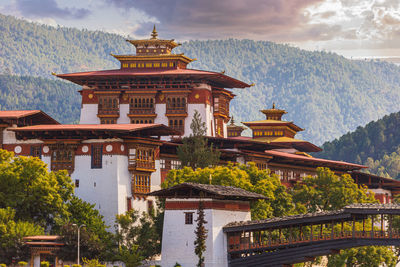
(177, 110), (220, 169)
(194, 201), (208, 267)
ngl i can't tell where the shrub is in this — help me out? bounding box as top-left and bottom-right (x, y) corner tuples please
(18, 262), (28, 267)
(40, 262), (49, 267)
(1, 264), (6, 267)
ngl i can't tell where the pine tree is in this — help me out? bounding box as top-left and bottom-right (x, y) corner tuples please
(177, 110), (220, 168)
(194, 201), (208, 267)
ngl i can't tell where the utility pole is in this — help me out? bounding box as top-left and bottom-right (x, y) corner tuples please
(72, 224), (86, 265)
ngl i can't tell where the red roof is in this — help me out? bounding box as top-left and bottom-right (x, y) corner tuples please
(56, 68), (251, 88)
(0, 110), (41, 118)
(0, 110), (59, 125)
(264, 150), (367, 170)
(23, 235), (61, 241)
(12, 123), (161, 131)
(11, 123), (180, 139)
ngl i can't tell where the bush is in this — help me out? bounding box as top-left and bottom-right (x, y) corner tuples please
(18, 262), (27, 267)
(1, 264), (6, 267)
(174, 263), (182, 267)
(40, 262), (49, 267)
(72, 265), (81, 267)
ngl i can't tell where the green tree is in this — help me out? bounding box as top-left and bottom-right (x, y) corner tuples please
(292, 168), (396, 266)
(194, 201), (208, 267)
(0, 208), (43, 264)
(163, 163), (294, 219)
(177, 110), (220, 169)
(0, 149), (74, 228)
(56, 197), (113, 261)
(114, 208), (161, 263)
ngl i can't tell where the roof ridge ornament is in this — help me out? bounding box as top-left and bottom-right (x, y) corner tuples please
(151, 25), (158, 39)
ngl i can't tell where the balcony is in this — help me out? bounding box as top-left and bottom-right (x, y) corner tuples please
(98, 108), (120, 116)
(128, 158), (156, 171)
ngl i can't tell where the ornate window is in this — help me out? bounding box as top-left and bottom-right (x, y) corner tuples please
(132, 172), (151, 194)
(91, 144), (103, 169)
(131, 118), (154, 124)
(166, 96), (187, 114)
(128, 146), (155, 171)
(98, 96), (119, 117)
(129, 97), (155, 115)
(169, 119), (184, 134)
(51, 145), (76, 174)
(30, 145), (42, 158)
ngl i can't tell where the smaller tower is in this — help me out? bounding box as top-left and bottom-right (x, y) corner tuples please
(150, 183), (266, 267)
(227, 116), (246, 137)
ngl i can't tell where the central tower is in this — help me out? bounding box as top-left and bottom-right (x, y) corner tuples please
(57, 26), (251, 138)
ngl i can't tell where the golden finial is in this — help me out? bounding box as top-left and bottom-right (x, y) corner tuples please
(250, 83), (255, 87)
(151, 25), (158, 39)
(230, 116), (235, 125)
(221, 70), (225, 74)
(272, 102), (276, 109)
(51, 72), (56, 76)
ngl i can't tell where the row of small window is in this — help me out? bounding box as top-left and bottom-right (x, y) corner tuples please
(160, 159), (181, 169)
(267, 116), (281, 120)
(99, 97), (118, 109)
(166, 97), (186, 108)
(253, 131), (284, 137)
(130, 98), (154, 108)
(122, 62), (175, 68)
(228, 132), (240, 137)
(101, 118), (117, 124)
(131, 119), (154, 124)
(137, 49), (165, 53)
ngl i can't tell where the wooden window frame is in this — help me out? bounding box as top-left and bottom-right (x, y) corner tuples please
(91, 144), (103, 169)
(30, 145), (42, 158)
(185, 212), (194, 225)
(51, 145), (76, 174)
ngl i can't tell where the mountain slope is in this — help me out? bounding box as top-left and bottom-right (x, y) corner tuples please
(0, 74), (80, 123)
(1, 14), (400, 144)
(318, 111), (400, 164)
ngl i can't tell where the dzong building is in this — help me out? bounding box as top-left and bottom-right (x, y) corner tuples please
(0, 27), (398, 226)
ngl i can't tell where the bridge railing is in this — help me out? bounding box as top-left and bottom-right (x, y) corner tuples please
(228, 229), (400, 252)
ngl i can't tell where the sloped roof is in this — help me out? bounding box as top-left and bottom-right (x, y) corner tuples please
(149, 182), (267, 201)
(0, 110), (59, 125)
(265, 150), (366, 170)
(56, 68), (251, 88)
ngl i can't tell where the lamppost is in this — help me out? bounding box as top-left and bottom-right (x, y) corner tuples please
(72, 224), (86, 265)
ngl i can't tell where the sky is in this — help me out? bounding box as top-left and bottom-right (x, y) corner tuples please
(0, 0), (400, 58)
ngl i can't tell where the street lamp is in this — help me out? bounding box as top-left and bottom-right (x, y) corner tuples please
(72, 224), (86, 265)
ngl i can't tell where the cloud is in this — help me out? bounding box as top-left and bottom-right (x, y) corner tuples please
(15, 0), (91, 19)
(105, 0), (333, 42)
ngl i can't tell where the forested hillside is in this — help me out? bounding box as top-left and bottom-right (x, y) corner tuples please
(319, 111), (400, 178)
(1, 13), (400, 144)
(0, 74), (80, 123)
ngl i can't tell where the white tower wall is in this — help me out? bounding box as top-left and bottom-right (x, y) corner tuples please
(161, 199), (251, 267)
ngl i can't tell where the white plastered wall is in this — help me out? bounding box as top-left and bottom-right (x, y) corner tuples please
(117, 104), (130, 124)
(187, 103), (214, 137)
(3, 126), (43, 144)
(161, 199), (251, 267)
(80, 104), (100, 124)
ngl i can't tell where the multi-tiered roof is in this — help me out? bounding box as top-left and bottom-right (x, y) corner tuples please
(56, 27), (250, 89)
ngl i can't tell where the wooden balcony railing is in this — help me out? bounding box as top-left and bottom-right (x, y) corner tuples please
(98, 108), (120, 116)
(227, 230), (400, 252)
(166, 106), (187, 114)
(129, 107), (155, 115)
(128, 159), (156, 171)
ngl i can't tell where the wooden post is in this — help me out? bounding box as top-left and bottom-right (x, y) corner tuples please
(279, 228), (282, 243)
(268, 229), (272, 247)
(371, 215), (374, 238)
(320, 224), (323, 240)
(300, 225), (303, 241)
(389, 215), (393, 238)
(352, 215), (356, 238)
(341, 221), (344, 237)
(310, 224), (313, 241)
(362, 217), (365, 234)
(331, 221), (334, 240)
(381, 214), (384, 237)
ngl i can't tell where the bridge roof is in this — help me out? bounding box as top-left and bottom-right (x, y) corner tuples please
(149, 182), (267, 201)
(223, 203), (400, 232)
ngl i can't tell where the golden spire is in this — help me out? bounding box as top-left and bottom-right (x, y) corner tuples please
(230, 116), (235, 125)
(272, 102), (276, 109)
(151, 25), (158, 39)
